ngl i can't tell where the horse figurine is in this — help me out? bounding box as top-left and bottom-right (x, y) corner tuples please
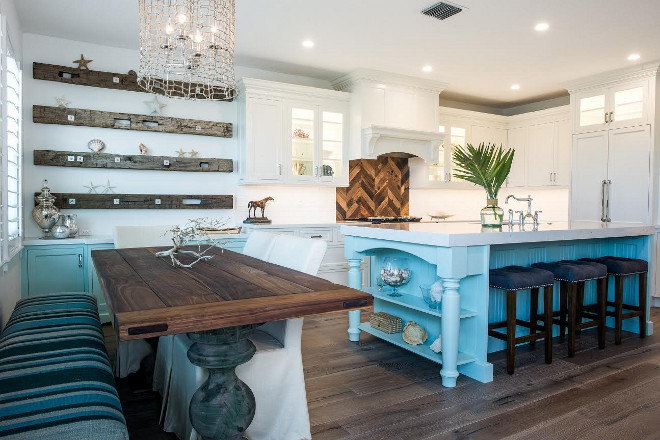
(247, 196), (274, 219)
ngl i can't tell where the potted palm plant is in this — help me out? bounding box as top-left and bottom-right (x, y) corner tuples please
(452, 143), (515, 227)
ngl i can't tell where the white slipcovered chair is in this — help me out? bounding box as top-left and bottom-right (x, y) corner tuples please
(112, 225), (174, 379)
(159, 232), (327, 440)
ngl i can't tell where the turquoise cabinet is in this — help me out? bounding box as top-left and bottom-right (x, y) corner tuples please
(25, 246), (86, 295)
(87, 244), (114, 323)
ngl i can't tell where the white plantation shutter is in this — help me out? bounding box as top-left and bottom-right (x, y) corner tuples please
(0, 17), (21, 265)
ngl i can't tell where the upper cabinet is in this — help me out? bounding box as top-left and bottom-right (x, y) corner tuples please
(238, 79), (350, 186)
(572, 77), (651, 134)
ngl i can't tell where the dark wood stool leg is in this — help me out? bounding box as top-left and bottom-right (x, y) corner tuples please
(576, 281), (585, 336)
(559, 281), (568, 342)
(529, 287), (539, 347)
(639, 272), (647, 338)
(544, 285), (553, 364)
(568, 283), (577, 357)
(506, 290), (516, 375)
(614, 275), (624, 345)
(597, 277), (607, 349)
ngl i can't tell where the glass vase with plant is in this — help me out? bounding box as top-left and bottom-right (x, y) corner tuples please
(452, 143), (515, 227)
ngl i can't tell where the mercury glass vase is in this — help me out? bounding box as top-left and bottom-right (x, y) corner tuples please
(480, 198), (504, 227)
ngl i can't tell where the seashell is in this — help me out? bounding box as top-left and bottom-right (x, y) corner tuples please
(430, 336), (442, 353)
(88, 139), (105, 153)
(402, 321), (428, 346)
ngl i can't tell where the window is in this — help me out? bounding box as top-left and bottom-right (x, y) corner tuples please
(0, 18), (21, 265)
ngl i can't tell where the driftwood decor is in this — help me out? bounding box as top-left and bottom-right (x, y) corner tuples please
(32, 62), (233, 101)
(37, 193), (233, 210)
(33, 150), (233, 173)
(33, 105), (233, 138)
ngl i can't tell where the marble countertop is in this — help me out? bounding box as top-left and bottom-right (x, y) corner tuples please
(340, 221), (655, 247)
(23, 234), (249, 246)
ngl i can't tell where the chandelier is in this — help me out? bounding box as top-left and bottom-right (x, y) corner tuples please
(137, 0), (236, 100)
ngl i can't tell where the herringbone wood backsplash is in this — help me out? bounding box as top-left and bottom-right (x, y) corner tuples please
(336, 157), (409, 220)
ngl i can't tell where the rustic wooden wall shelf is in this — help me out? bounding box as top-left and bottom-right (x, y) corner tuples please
(33, 150), (233, 173)
(32, 62), (233, 101)
(37, 193), (233, 210)
(33, 105), (232, 138)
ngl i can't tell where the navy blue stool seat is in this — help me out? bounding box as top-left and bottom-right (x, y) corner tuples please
(580, 256), (648, 344)
(488, 265), (555, 374)
(531, 260), (608, 357)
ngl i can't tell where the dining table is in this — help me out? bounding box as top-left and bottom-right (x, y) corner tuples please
(92, 245), (372, 440)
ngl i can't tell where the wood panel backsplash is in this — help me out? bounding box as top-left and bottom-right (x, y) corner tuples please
(336, 157), (409, 220)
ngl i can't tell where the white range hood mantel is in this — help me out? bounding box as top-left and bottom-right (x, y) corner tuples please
(362, 125), (445, 162)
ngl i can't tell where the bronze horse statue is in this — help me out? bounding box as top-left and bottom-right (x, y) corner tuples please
(248, 196), (274, 218)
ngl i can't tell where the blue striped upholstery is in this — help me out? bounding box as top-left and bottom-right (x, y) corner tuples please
(0, 293), (128, 440)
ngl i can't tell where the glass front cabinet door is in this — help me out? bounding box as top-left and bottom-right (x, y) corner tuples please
(287, 102), (347, 184)
(574, 80), (649, 133)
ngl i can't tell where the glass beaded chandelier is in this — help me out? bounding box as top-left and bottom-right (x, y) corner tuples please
(138, 0), (236, 100)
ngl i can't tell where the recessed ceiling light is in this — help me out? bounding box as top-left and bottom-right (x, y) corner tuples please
(534, 22), (549, 32)
(422, 65), (433, 72)
(510, 84), (521, 90)
(302, 40), (314, 48)
(628, 53), (641, 61)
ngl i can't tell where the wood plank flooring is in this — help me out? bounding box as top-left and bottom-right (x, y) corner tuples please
(109, 307), (660, 439)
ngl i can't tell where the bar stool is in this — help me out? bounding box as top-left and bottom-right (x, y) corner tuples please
(488, 265), (555, 374)
(531, 260), (607, 357)
(580, 256), (648, 344)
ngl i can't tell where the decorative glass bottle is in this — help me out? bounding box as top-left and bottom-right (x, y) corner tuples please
(31, 180), (59, 237)
(480, 198), (504, 227)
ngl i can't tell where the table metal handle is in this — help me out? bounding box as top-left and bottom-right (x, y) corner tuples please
(343, 300), (369, 308)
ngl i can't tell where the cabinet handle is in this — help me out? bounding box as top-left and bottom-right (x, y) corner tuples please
(550, 172), (553, 183)
(601, 180), (611, 222)
(278, 163), (282, 175)
(310, 234), (323, 238)
(609, 111), (614, 122)
(78, 254), (83, 268)
(604, 112), (609, 123)
(314, 166), (318, 177)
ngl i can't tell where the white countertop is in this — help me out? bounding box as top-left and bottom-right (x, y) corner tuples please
(23, 236), (114, 246)
(241, 221), (370, 229)
(340, 221), (655, 247)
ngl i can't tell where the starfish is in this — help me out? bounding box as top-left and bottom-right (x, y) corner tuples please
(175, 148), (186, 157)
(102, 179), (117, 194)
(55, 96), (70, 109)
(189, 149), (199, 158)
(145, 95), (166, 116)
(73, 53), (93, 70)
(83, 181), (101, 194)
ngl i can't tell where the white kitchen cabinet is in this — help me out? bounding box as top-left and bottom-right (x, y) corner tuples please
(525, 120), (570, 187)
(571, 125), (651, 225)
(573, 79), (650, 133)
(238, 78), (350, 186)
(470, 125), (507, 147)
(505, 126), (526, 188)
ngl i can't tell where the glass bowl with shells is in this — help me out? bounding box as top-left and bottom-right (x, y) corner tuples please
(380, 257), (411, 297)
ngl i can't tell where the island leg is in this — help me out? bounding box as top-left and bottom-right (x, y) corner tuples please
(186, 325), (257, 440)
(441, 278), (461, 387)
(347, 258), (363, 342)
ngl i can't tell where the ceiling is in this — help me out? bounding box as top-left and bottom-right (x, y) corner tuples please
(14, 0), (660, 108)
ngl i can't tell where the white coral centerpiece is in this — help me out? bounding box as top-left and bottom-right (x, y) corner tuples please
(156, 217), (230, 268)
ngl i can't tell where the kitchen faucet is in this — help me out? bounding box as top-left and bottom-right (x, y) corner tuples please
(505, 194), (535, 226)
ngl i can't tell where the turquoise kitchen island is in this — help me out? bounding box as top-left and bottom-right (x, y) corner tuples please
(341, 222), (655, 388)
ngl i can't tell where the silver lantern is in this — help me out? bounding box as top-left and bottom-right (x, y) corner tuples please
(32, 180), (60, 237)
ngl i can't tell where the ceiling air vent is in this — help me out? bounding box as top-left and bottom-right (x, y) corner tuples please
(421, 2), (464, 20)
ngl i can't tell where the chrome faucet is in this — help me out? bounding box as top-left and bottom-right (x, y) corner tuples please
(505, 194), (534, 225)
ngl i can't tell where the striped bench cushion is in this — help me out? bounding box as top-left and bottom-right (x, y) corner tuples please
(0, 293), (128, 440)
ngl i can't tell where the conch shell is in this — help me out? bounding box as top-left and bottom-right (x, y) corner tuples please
(402, 321), (428, 345)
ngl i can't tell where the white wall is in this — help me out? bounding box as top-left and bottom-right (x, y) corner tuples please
(0, 0), (23, 327)
(22, 33), (338, 240)
(410, 187), (569, 222)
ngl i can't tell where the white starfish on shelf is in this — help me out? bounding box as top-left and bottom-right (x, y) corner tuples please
(145, 95), (166, 116)
(102, 179), (117, 194)
(189, 149), (199, 158)
(84, 181), (101, 194)
(175, 148), (186, 157)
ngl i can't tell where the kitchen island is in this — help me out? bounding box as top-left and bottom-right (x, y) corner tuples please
(340, 221), (655, 387)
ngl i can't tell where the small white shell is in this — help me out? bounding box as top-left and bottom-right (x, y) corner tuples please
(88, 139), (106, 153)
(430, 336), (442, 353)
(402, 321), (428, 345)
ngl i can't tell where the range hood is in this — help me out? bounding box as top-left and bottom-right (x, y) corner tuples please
(332, 69), (448, 162)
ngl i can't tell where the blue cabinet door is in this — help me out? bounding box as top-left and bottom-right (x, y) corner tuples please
(87, 244), (114, 324)
(26, 246), (86, 296)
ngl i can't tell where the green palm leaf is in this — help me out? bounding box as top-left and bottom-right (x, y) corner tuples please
(452, 142), (515, 200)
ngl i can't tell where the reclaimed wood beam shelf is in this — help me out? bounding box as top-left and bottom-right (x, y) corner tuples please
(33, 105), (232, 138)
(37, 193), (233, 210)
(33, 150), (233, 173)
(32, 62), (233, 101)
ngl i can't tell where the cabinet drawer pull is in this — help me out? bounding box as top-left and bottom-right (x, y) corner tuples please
(311, 234), (323, 238)
(78, 254), (83, 268)
(609, 111), (614, 122)
(604, 112), (609, 123)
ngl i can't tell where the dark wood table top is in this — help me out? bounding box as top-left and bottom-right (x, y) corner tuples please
(92, 246), (372, 341)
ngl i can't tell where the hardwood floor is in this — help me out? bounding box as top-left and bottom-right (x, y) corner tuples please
(109, 308), (660, 439)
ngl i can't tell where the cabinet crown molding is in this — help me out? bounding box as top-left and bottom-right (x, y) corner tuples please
(564, 62), (660, 93)
(238, 78), (350, 102)
(331, 69), (448, 94)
